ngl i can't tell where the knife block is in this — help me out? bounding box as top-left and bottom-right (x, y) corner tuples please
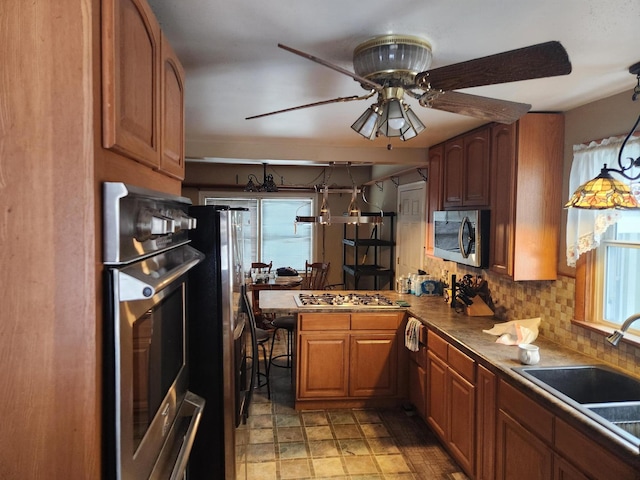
(465, 295), (494, 316)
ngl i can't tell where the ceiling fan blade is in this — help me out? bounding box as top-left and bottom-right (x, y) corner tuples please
(428, 90), (531, 124)
(416, 41), (571, 91)
(278, 43), (383, 92)
(246, 92), (375, 120)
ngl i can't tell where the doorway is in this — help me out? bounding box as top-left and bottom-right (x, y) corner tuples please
(396, 181), (426, 280)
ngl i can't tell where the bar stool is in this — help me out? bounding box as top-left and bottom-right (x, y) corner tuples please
(255, 327), (271, 399)
(269, 315), (295, 380)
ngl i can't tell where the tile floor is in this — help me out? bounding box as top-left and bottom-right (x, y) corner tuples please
(242, 334), (468, 480)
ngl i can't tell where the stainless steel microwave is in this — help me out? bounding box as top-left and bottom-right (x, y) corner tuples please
(433, 210), (490, 268)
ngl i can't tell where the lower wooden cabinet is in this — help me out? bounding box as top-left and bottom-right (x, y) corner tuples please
(298, 333), (349, 398)
(496, 379), (639, 480)
(349, 333), (398, 397)
(496, 409), (554, 480)
(296, 312), (406, 408)
(426, 331), (476, 477)
(475, 365), (497, 480)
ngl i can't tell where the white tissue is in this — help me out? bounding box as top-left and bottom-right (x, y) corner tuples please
(482, 317), (541, 345)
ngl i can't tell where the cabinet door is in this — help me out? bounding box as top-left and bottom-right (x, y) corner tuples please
(408, 359), (427, 419)
(426, 351), (448, 440)
(426, 143), (443, 255)
(554, 456), (589, 480)
(448, 369), (475, 475)
(476, 365), (497, 480)
(349, 333), (398, 397)
(159, 33), (185, 180)
(496, 409), (553, 480)
(462, 128), (490, 206)
(489, 123), (516, 276)
(443, 138), (464, 208)
(298, 333), (349, 398)
(102, 0), (161, 168)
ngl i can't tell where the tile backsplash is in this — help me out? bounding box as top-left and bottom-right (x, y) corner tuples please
(423, 257), (640, 376)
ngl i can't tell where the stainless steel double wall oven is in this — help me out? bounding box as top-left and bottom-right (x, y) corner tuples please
(103, 182), (205, 479)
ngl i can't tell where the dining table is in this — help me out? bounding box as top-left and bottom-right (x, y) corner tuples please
(248, 275), (304, 327)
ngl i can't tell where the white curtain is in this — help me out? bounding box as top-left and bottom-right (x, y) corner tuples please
(566, 135), (640, 267)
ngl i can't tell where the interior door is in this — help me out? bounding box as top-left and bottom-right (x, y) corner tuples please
(396, 182), (426, 280)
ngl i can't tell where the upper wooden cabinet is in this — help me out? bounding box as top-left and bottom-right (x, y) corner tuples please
(443, 127), (491, 209)
(426, 144), (444, 256)
(489, 114), (564, 280)
(160, 33), (186, 179)
(102, 0), (185, 180)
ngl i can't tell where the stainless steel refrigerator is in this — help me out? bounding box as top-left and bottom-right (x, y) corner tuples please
(187, 206), (255, 480)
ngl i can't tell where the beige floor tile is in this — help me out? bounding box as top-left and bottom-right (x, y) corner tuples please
(338, 438), (370, 456)
(278, 441), (309, 460)
(246, 442), (275, 462)
(250, 402), (274, 416)
(328, 410), (356, 424)
(375, 454), (411, 474)
(248, 414), (274, 429)
(332, 423), (362, 439)
(366, 437), (400, 454)
(302, 411), (330, 426)
(354, 409), (382, 424)
(360, 423), (390, 438)
(249, 428), (275, 444)
(343, 455), (379, 475)
(279, 458), (312, 479)
(308, 439), (339, 458)
(276, 413), (302, 427)
(305, 425), (334, 440)
(246, 461), (277, 480)
(277, 426), (304, 442)
(312, 457), (346, 477)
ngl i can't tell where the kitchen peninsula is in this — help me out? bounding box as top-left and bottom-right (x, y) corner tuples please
(260, 290), (640, 479)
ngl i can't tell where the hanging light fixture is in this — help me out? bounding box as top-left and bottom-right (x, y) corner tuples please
(566, 62), (640, 209)
(318, 185), (331, 224)
(346, 187), (361, 224)
(244, 163), (278, 192)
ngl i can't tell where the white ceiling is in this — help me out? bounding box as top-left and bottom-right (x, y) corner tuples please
(148, 0), (640, 164)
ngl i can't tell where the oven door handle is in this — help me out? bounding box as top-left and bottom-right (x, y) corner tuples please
(118, 246), (204, 301)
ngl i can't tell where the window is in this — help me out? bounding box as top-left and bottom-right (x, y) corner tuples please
(202, 192), (314, 272)
(595, 210), (640, 333)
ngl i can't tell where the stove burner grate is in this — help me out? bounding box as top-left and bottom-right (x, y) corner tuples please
(296, 292), (395, 307)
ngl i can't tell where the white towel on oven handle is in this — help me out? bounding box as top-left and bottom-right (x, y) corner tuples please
(405, 317), (422, 352)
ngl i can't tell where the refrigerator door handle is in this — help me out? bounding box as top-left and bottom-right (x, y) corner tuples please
(240, 287), (259, 422)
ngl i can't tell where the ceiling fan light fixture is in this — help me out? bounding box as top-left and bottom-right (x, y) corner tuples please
(353, 35), (433, 84)
(378, 98), (409, 137)
(351, 105), (382, 140)
(400, 107), (426, 141)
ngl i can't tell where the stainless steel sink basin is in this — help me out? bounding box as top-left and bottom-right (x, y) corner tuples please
(513, 365), (640, 451)
(514, 365), (640, 404)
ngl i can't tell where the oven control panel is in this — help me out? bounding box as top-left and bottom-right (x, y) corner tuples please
(103, 182), (197, 265)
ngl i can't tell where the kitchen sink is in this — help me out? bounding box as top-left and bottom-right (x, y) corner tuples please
(514, 365), (640, 404)
(513, 365), (640, 451)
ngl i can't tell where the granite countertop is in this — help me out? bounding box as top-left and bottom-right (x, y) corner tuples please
(259, 290), (640, 463)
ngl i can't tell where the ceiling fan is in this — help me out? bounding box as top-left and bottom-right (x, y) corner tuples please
(246, 35), (572, 141)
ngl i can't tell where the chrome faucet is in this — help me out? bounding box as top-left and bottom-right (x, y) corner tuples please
(606, 312), (640, 346)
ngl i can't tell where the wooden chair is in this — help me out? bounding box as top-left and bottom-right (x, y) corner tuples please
(302, 261), (330, 290)
(251, 261), (272, 273)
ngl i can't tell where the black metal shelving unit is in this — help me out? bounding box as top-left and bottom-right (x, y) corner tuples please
(342, 212), (395, 290)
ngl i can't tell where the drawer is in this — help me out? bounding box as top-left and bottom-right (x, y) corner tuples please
(427, 331), (448, 360)
(409, 345), (427, 369)
(498, 379), (553, 444)
(447, 344), (475, 383)
(351, 312), (402, 330)
(299, 313), (350, 330)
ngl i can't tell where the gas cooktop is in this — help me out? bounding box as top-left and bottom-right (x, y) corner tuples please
(294, 293), (396, 308)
